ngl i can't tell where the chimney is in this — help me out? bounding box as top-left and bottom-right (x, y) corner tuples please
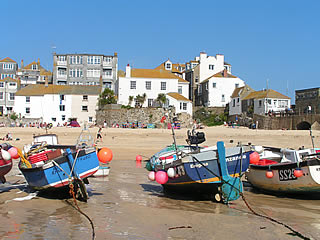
(114, 52), (118, 57)
(223, 68), (228, 77)
(37, 58), (40, 65)
(44, 76), (48, 87)
(21, 59), (24, 69)
(126, 64), (131, 78)
(200, 52), (207, 61)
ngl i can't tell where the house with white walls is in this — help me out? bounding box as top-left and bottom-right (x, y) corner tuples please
(166, 92), (192, 116)
(154, 59), (186, 79)
(14, 85), (100, 126)
(198, 69), (245, 107)
(242, 89), (291, 115)
(229, 84), (255, 116)
(117, 65), (191, 115)
(185, 52), (232, 104)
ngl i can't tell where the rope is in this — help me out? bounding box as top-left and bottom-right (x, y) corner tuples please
(240, 193), (310, 240)
(67, 182), (95, 240)
(17, 149), (32, 168)
(70, 150), (80, 177)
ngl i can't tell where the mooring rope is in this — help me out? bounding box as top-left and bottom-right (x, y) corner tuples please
(240, 193), (310, 240)
(66, 182), (95, 240)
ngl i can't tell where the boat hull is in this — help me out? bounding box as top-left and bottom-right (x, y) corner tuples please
(0, 159), (13, 183)
(246, 158), (320, 194)
(20, 149), (99, 189)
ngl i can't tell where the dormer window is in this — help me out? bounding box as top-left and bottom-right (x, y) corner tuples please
(209, 65), (214, 70)
(32, 64), (38, 70)
(165, 63), (172, 70)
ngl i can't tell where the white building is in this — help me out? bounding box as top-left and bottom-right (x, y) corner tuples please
(166, 92), (192, 116)
(117, 65), (191, 114)
(229, 85), (255, 116)
(242, 89), (291, 115)
(199, 69), (245, 107)
(14, 85), (101, 126)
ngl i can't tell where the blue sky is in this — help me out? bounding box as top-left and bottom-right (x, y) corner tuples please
(2, 0), (319, 102)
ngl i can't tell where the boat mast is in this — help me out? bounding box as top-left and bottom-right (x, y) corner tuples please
(168, 107), (178, 153)
(310, 128), (315, 149)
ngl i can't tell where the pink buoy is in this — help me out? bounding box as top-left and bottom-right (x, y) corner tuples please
(266, 170), (274, 178)
(8, 147), (19, 159)
(136, 155), (142, 162)
(249, 152), (260, 165)
(155, 171), (168, 184)
(294, 168), (303, 178)
(148, 171), (155, 181)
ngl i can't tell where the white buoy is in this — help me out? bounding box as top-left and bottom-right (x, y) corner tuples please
(148, 171), (156, 181)
(167, 168), (175, 178)
(1, 149), (11, 160)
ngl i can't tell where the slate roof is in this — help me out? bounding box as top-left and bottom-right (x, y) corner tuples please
(202, 70), (238, 83)
(15, 85), (101, 96)
(242, 89), (290, 100)
(167, 92), (191, 102)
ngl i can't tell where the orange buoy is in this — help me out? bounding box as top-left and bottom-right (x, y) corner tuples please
(294, 168), (303, 178)
(266, 170), (274, 178)
(97, 147), (113, 163)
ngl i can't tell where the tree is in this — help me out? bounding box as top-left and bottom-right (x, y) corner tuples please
(156, 93), (167, 107)
(98, 88), (117, 108)
(135, 93), (147, 108)
(128, 96), (134, 106)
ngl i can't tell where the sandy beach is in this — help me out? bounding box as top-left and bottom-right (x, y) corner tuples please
(0, 126), (319, 239)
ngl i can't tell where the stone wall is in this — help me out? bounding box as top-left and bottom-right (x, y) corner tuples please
(96, 108), (193, 128)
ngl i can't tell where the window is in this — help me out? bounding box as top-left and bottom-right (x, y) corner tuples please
(87, 69), (100, 78)
(59, 105), (65, 111)
(83, 95), (88, 101)
(180, 102), (182, 110)
(0, 92), (3, 100)
(213, 82), (216, 88)
(145, 81), (151, 90)
(82, 106), (88, 112)
(209, 65), (214, 70)
(60, 95), (65, 101)
(233, 99), (235, 107)
(9, 83), (16, 87)
(183, 103), (187, 110)
(87, 56), (101, 65)
(9, 93), (14, 101)
(195, 77), (199, 83)
(235, 83), (239, 88)
(3, 63), (14, 70)
(221, 94), (225, 102)
(105, 82), (112, 89)
(148, 99), (153, 107)
(69, 69), (83, 78)
(58, 56), (66, 61)
(273, 100), (277, 106)
(104, 57), (112, 63)
(26, 107), (30, 114)
(0, 82), (4, 88)
(130, 81), (136, 89)
(205, 83), (208, 90)
(161, 82), (166, 90)
(178, 86), (182, 94)
(1, 74), (15, 79)
(58, 68), (66, 76)
(165, 63), (171, 70)
(51, 118), (56, 122)
(69, 56), (83, 64)
(89, 116), (93, 122)
(26, 96), (30, 103)
(259, 100), (262, 107)
(267, 99), (272, 105)
(32, 64), (38, 70)
(103, 69), (112, 77)
(62, 115), (66, 121)
(237, 97), (240, 103)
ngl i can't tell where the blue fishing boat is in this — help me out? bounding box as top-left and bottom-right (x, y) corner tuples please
(19, 134), (99, 201)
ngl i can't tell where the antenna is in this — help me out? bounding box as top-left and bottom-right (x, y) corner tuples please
(266, 78), (269, 90)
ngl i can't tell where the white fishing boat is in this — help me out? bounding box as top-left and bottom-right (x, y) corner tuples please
(246, 145), (320, 194)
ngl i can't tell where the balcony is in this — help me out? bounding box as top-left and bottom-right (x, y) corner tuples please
(57, 61), (67, 66)
(103, 61), (112, 67)
(57, 74), (67, 79)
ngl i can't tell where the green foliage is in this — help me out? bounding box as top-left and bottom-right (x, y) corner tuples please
(128, 96), (134, 106)
(121, 105), (133, 109)
(99, 88), (117, 107)
(194, 108), (228, 126)
(10, 112), (18, 121)
(135, 93), (147, 108)
(156, 93), (167, 107)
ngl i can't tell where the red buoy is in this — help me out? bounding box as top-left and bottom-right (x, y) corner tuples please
(97, 147), (113, 163)
(136, 155), (142, 162)
(294, 168), (303, 178)
(266, 170), (274, 178)
(249, 152), (260, 165)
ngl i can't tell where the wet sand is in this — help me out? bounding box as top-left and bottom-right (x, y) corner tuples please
(0, 126), (319, 239)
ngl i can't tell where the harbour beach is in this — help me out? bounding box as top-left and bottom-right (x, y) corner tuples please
(0, 126), (319, 239)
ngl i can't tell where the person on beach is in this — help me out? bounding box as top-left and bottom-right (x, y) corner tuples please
(97, 127), (103, 142)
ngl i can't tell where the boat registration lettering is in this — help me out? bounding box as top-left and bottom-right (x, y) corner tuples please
(190, 162), (208, 169)
(52, 167), (63, 175)
(226, 155), (247, 162)
(278, 168), (297, 181)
